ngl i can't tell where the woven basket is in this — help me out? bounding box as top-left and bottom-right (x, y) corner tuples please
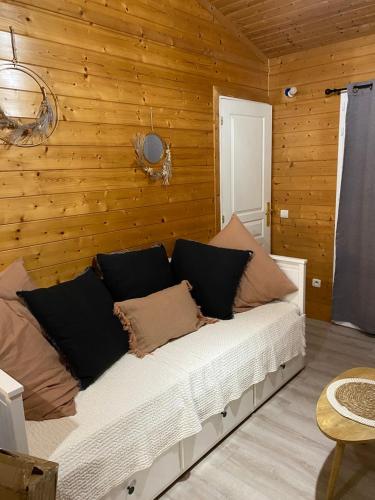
(327, 378), (375, 427)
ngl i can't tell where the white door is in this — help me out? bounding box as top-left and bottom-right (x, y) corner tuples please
(219, 96), (272, 250)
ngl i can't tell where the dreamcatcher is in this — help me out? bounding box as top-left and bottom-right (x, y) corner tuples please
(132, 108), (172, 185)
(0, 27), (58, 147)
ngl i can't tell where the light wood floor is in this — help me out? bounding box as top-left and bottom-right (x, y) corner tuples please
(161, 319), (375, 500)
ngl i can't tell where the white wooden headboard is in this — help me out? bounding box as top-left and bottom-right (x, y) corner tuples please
(271, 254), (307, 315)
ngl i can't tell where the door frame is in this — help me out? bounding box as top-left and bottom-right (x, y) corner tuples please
(213, 85), (270, 234)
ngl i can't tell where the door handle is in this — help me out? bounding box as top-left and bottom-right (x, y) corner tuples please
(265, 202), (273, 227)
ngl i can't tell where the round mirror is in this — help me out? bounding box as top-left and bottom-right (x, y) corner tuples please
(143, 133), (165, 164)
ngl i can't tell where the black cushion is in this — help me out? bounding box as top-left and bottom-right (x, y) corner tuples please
(171, 239), (252, 320)
(18, 268), (128, 389)
(96, 245), (174, 302)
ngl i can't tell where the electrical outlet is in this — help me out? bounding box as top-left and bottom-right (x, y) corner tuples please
(312, 278), (321, 288)
(280, 209), (289, 219)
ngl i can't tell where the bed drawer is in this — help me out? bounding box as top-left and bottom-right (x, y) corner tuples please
(254, 355), (305, 408)
(182, 413), (223, 470)
(281, 353), (305, 381)
(254, 367), (284, 408)
(124, 443), (182, 500)
(221, 386), (254, 435)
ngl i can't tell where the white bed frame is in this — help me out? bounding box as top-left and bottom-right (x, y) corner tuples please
(0, 255), (307, 500)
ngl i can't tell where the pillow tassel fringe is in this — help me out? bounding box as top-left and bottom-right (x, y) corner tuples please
(114, 304), (146, 358)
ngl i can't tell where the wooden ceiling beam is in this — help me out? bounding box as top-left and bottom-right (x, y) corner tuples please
(196, 0), (268, 62)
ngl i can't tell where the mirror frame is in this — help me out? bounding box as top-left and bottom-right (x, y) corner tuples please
(133, 132), (172, 185)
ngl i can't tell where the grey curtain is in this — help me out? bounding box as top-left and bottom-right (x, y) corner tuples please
(333, 80), (375, 334)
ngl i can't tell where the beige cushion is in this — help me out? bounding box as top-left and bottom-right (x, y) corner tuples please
(0, 258), (41, 331)
(114, 281), (212, 357)
(0, 258), (35, 301)
(0, 298), (79, 420)
(210, 214), (297, 311)
(0, 260), (79, 420)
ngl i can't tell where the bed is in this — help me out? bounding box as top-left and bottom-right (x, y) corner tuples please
(0, 255), (307, 500)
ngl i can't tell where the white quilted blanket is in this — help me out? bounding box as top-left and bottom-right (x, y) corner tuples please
(26, 301), (305, 500)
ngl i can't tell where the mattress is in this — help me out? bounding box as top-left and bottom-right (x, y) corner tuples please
(26, 301), (305, 500)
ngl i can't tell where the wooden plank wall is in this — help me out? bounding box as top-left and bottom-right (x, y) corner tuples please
(3, 1), (374, 321)
(269, 34), (375, 321)
(0, 0), (267, 286)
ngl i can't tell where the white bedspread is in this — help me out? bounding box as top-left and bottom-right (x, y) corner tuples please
(26, 301), (305, 500)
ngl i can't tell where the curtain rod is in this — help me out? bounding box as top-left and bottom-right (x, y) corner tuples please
(325, 83), (373, 96)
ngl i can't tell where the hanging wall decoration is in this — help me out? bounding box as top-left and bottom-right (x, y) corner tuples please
(0, 27), (58, 147)
(132, 108), (172, 185)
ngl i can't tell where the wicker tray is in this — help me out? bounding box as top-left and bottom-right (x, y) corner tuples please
(327, 378), (375, 427)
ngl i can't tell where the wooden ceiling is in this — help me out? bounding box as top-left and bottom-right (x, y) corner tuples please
(210, 0), (375, 57)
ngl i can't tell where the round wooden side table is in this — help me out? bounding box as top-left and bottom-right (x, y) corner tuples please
(316, 367), (375, 500)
